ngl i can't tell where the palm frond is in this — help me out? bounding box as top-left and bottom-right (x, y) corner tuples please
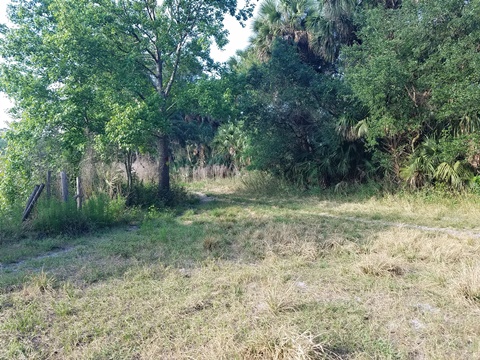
(434, 161), (473, 190)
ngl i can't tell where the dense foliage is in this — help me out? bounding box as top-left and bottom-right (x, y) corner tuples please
(240, 41), (367, 186)
(344, 0), (480, 188)
(0, 0), (479, 213)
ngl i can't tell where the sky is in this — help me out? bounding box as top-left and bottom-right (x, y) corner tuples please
(0, 1), (255, 129)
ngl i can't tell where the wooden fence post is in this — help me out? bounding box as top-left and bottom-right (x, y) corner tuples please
(76, 176), (83, 210)
(61, 171), (68, 202)
(24, 185), (39, 214)
(22, 184), (45, 221)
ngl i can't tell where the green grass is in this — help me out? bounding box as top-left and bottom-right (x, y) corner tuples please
(1, 178), (480, 358)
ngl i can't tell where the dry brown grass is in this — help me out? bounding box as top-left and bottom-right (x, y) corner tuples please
(250, 223), (320, 261)
(455, 263), (480, 304)
(359, 254), (407, 277)
(321, 191), (480, 231)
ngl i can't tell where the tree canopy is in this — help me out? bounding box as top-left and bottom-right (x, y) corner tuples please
(0, 0), (255, 205)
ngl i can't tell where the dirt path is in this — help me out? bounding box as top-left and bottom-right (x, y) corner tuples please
(209, 192), (480, 239)
(194, 192), (216, 203)
(301, 210), (480, 239)
(0, 246), (76, 272)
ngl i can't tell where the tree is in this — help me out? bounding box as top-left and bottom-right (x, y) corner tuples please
(1, 0), (256, 200)
(237, 0), (368, 186)
(176, 71), (246, 168)
(251, 0), (317, 61)
(0, 130), (6, 153)
(0, 0), (121, 204)
(240, 40), (362, 186)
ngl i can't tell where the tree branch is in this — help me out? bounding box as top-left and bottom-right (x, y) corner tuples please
(164, 39), (184, 97)
(144, 0), (156, 21)
(129, 28), (157, 61)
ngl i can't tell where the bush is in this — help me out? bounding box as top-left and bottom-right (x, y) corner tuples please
(124, 182), (158, 208)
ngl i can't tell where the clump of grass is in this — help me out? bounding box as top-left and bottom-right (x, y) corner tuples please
(456, 264), (480, 303)
(318, 236), (359, 257)
(264, 282), (298, 315)
(359, 254), (406, 277)
(23, 269), (56, 295)
(249, 223), (320, 261)
(241, 326), (334, 360)
(203, 235), (222, 251)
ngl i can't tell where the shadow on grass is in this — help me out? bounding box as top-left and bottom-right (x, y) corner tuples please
(0, 188), (391, 293)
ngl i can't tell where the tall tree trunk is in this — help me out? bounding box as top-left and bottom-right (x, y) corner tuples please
(125, 150), (134, 205)
(125, 157), (131, 192)
(158, 134), (170, 196)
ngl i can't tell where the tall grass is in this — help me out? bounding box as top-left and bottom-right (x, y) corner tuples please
(173, 165), (238, 183)
(0, 204), (24, 244)
(126, 182), (197, 208)
(31, 194), (127, 235)
(240, 171), (292, 195)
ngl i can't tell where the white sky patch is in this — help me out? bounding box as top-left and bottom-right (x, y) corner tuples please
(0, 93), (13, 129)
(211, 15), (254, 63)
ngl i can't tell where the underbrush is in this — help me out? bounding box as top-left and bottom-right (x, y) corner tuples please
(125, 182), (197, 208)
(0, 182), (197, 240)
(240, 171), (296, 196)
(0, 204), (24, 243)
(240, 171), (480, 206)
(30, 195), (131, 236)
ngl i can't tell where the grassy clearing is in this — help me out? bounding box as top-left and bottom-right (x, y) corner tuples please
(2, 178), (480, 359)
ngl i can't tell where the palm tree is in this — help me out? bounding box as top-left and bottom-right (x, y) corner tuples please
(309, 0), (356, 62)
(251, 0), (318, 60)
(250, 0), (357, 67)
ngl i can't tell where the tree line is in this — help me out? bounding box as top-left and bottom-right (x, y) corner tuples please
(0, 0), (479, 209)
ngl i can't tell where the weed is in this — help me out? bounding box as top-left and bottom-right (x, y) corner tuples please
(24, 269), (56, 295)
(241, 326), (335, 360)
(264, 281), (298, 315)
